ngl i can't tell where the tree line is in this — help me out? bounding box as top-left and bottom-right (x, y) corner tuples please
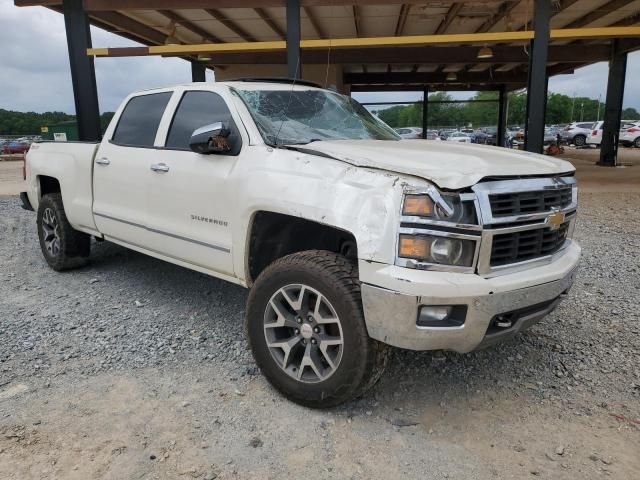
(0, 109), (115, 136)
(2, 91), (639, 135)
(375, 91), (640, 129)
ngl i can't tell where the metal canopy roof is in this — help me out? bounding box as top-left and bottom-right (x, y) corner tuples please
(15, 0), (640, 90)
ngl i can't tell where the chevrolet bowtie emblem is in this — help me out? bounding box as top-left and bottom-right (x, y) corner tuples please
(547, 210), (565, 229)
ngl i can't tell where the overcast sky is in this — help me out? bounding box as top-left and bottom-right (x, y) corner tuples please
(1, 0), (638, 114)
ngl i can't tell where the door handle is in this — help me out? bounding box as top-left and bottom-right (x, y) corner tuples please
(150, 163), (170, 173)
(95, 157), (110, 165)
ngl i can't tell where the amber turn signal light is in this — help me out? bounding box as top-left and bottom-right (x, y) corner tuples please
(402, 195), (435, 216)
(398, 235), (430, 260)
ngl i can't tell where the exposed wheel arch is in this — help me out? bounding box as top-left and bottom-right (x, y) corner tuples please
(38, 175), (61, 198)
(246, 211), (358, 286)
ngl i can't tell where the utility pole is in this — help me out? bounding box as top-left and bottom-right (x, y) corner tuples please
(570, 94), (576, 122)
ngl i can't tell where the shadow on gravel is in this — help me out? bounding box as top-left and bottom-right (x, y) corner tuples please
(84, 238), (563, 411)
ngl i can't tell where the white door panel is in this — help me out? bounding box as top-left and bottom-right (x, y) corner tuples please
(92, 142), (153, 244)
(93, 91), (173, 245)
(141, 88), (243, 275)
(144, 151), (236, 273)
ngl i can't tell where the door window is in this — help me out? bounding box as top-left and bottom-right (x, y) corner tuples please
(112, 92), (172, 147)
(165, 91), (239, 152)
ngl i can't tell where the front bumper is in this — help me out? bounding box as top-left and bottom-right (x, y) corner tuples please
(360, 241), (581, 353)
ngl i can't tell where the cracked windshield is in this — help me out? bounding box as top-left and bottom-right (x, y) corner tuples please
(234, 88), (400, 146)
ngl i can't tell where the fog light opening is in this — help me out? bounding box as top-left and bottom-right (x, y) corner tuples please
(417, 305), (467, 328)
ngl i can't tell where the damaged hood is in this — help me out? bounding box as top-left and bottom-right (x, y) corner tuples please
(291, 139), (575, 190)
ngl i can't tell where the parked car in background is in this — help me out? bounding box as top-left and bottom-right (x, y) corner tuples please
(438, 129), (456, 141)
(560, 122), (593, 147)
(395, 127), (423, 139)
(484, 127), (499, 146)
(2, 141), (30, 154)
(471, 129), (488, 144)
(511, 128), (558, 149)
(620, 122), (640, 148)
(446, 132), (472, 143)
(587, 120), (640, 147)
(425, 130), (441, 141)
(587, 121), (603, 146)
(544, 128), (560, 145)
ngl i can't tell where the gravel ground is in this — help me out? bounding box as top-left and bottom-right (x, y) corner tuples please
(1, 192), (639, 479)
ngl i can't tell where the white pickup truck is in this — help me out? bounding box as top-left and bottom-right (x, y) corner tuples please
(21, 79), (581, 407)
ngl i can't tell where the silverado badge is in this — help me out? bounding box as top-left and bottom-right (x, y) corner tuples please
(547, 210), (565, 230)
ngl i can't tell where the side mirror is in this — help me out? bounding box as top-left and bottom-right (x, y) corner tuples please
(189, 122), (235, 154)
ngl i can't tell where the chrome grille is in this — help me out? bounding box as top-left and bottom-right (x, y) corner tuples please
(489, 186), (573, 217)
(490, 222), (570, 267)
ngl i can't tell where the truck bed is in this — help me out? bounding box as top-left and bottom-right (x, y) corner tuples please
(25, 141), (100, 235)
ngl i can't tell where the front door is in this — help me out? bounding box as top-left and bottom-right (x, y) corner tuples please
(143, 89), (242, 275)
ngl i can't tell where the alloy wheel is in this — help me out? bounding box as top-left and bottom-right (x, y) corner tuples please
(263, 284), (344, 383)
(41, 208), (60, 257)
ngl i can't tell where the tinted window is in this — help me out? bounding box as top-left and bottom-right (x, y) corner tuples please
(113, 92), (172, 147)
(578, 123), (592, 129)
(166, 91), (237, 150)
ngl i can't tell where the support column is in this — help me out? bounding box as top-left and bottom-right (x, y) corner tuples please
(599, 40), (628, 167)
(62, 0), (101, 141)
(286, 0), (302, 79)
(524, 0), (551, 154)
(497, 86), (507, 148)
(191, 61), (206, 82)
(422, 87), (429, 139)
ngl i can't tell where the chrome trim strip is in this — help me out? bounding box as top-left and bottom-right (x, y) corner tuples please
(478, 220), (575, 277)
(395, 227), (481, 273)
(479, 240), (573, 278)
(394, 258), (475, 273)
(93, 211), (231, 253)
(472, 176), (577, 226)
(400, 215), (482, 231)
(398, 227), (480, 241)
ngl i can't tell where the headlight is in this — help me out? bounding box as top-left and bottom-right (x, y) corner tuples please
(402, 191), (477, 225)
(398, 234), (475, 267)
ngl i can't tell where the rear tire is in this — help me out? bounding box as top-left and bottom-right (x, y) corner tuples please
(37, 193), (90, 271)
(634, 137), (640, 148)
(573, 135), (586, 147)
(246, 250), (389, 408)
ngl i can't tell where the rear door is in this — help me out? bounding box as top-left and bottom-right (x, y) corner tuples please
(93, 90), (173, 245)
(142, 87), (244, 275)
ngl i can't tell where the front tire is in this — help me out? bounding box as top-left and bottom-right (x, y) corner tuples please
(246, 250), (389, 408)
(37, 193), (90, 271)
(634, 137), (640, 148)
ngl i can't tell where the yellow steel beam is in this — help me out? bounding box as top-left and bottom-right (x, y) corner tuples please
(149, 40), (286, 55)
(551, 26), (640, 39)
(89, 47), (110, 56)
(87, 26), (640, 57)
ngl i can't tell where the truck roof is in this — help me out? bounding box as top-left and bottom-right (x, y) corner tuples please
(131, 80), (327, 96)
